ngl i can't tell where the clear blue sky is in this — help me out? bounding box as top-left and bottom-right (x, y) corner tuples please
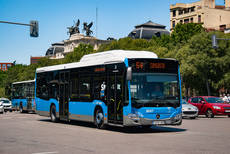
(0, 0), (225, 64)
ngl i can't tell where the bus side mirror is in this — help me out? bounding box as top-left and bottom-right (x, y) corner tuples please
(126, 67), (132, 81)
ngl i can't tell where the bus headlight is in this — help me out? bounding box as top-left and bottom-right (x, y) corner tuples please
(128, 114), (139, 119)
(174, 113), (182, 121)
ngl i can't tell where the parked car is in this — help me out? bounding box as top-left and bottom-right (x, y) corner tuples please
(0, 98), (12, 112)
(0, 101), (4, 114)
(188, 96), (230, 118)
(182, 99), (198, 119)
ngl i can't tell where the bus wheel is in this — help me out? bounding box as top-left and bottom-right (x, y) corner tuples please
(50, 105), (57, 122)
(95, 108), (105, 129)
(228, 115), (230, 118)
(205, 109), (214, 118)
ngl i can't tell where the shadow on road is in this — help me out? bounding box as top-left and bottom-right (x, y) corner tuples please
(38, 119), (187, 134)
(197, 115), (229, 119)
(105, 125), (187, 134)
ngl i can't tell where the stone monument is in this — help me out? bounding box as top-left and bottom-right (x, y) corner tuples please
(64, 19), (110, 54)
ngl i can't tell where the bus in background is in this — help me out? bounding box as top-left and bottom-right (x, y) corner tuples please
(11, 80), (35, 113)
(35, 50), (182, 128)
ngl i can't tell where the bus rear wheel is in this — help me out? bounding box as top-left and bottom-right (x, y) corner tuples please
(95, 108), (105, 129)
(50, 105), (58, 122)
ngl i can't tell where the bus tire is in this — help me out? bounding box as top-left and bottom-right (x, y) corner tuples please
(50, 105), (58, 122)
(94, 108), (105, 129)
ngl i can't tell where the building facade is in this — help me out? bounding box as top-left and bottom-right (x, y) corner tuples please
(30, 57), (43, 65)
(128, 21), (170, 39)
(45, 35), (110, 59)
(63, 33), (110, 55)
(0, 63), (13, 71)
(170, 0), (230, 31)
(45, 42), (65, 59)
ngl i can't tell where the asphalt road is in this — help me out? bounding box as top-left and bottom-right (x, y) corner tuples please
(0, 112), (230, 154)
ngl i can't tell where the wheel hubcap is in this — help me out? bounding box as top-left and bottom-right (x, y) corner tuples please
(51, 109), (55, 120)
(207, 111), (212, 117)
(96, 112), (103, 124)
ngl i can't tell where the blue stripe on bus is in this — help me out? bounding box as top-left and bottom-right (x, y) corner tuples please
(36, 98), (108, 117)
(69, 100), (107, 117)
(12, 98), (35, 108)
(178, 66), (182, 114)
(123, 80), (131, 117)
(124, 58), (129, 67)
(36, 98), (59, 112)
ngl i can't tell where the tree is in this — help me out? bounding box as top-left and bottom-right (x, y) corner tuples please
(176, 31), (230, 96)
(63, 44), (95, 63)
(171, 23), (204, 45)
(0, 70), (7, 97)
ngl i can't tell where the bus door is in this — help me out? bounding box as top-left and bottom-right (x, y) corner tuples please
(107, 65), (123, 124)
(26, 83), (33, 110)
(59, 71), (70, 120)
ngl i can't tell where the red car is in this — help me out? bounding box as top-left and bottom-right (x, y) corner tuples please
(188, 96), (230, 118)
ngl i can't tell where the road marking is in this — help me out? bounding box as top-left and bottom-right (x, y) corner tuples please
(32, 151), (59, 154)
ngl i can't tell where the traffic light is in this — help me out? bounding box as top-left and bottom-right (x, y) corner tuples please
(30, 20), (39, 37)
(212, 34), (218, 49)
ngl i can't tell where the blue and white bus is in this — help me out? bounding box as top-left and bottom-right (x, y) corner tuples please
(11, 80), (36, 113)
(35, 50), (182, 128)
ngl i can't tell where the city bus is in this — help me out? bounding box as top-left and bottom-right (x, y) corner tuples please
(11, 80), (35, 113)
(35, 50), (182, 128)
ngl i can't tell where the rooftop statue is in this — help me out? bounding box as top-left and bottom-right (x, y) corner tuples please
(67, 19), (80, 36)
(83, 22), (93, 36)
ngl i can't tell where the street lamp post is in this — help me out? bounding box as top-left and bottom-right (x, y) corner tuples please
(212, 34), (230, 48)
(0, 20), (39, 37)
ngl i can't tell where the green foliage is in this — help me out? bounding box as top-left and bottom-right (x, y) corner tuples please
(171, 23), (204, 45)
(0, 70), (7, 97)
(176, 31), (230, 95)
(63, 44), (95, 63)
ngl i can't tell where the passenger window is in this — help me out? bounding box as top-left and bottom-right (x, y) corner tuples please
(37, 73), (49, 100)
(79, 77), (91, 101)
(93, 76), (106, 101)
(198, 97), (204, 103)
(192, 97), (198, 103)
(70, 72), (79, 100)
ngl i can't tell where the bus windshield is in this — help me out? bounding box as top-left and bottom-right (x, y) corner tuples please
(130, 73), (180, 108)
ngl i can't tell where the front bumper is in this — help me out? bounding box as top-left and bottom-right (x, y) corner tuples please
(214, 109), (230, 115)
(124, 114), (182, 126)
(3, 106), (12, 111)
(182, 110), (198, 118)
(0, 107), (4, 113)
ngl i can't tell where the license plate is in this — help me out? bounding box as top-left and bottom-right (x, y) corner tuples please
(153, 121), (165, 125)
(225, 110), (230, 113)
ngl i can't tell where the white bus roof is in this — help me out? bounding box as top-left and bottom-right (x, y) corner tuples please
(12, 79), (35, 85)
(36, 50), (158, 73)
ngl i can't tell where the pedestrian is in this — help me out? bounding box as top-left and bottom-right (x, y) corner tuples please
(219, 94), (223, 100)
(227, 94), (230, 103)
(223, 94), (229, 103)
